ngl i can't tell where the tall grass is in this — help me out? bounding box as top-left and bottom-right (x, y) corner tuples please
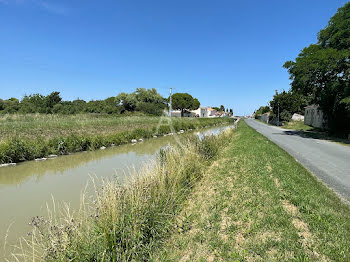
(12, 128), (234, 261)
(0, 115), (233, 164)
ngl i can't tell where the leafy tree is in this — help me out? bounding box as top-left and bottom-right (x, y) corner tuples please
(284, 2), (350, 133)
(2, 98), (20, 113)
(255, 106), (270, 115)
(20, 94), (47, 113)
(269, 91), (308, 117)
(280, 110), (292, 122)
(0, 88), (167, 116)
(171, 93), (200, 117)
(220, 105), (225, 112)
(116, 88), (166, 115)
(116, 92), (137, 112)
(46, 91), (62, 111)
(212, 107), (220, 111)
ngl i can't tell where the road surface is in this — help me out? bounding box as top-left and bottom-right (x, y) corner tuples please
(245, 118), (350, 200)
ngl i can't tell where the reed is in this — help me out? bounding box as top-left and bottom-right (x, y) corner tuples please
(11, 128), (234, 261)
(0, 114), (233, 164)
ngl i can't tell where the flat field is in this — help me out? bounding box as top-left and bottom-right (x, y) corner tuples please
(0, 114), (231, 141)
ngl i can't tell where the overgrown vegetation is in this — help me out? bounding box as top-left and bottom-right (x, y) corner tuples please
(13, 126), (234, 261)
(0, 115), (233, 164)
(155, 121), (350, 261)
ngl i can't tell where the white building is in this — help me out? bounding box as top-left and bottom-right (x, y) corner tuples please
(170, 107), (218, 118)
(192, 107), (217, 118)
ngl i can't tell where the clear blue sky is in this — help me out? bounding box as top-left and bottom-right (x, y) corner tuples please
(0, 0), (348, 115)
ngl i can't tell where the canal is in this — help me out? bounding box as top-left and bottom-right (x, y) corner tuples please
(0, 125), (232, 258)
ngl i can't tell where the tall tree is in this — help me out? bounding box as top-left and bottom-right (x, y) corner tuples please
(171, 93), (200, 117)
(284, 2), (350, 133)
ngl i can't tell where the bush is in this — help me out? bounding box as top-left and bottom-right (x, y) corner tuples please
(280, 110), (292, 122)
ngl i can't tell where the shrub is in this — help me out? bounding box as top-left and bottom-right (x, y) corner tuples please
(281, 110), (292, 122)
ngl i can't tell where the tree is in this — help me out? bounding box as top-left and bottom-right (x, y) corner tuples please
(255, 106), (270, 115)
(20, 94), (46, 113)
(2, 98), (20, 113)
(171, 93), (200, 117)
(269, 91), (308, 117)
(45, 91), (62, 112)
(284, 2), (350, 134)
(116, 88), (166, 115)
(0, 88), (167, 116)
(220, 105), (225, 112)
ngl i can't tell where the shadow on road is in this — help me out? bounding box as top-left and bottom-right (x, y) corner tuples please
(276, 129), (350, 146)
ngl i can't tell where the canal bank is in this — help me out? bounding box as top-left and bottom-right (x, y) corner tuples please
(1, 124), (234, 260)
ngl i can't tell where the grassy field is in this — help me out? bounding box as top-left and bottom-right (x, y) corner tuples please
(0, 114), (233, 164)
(155, 121), (350, 261)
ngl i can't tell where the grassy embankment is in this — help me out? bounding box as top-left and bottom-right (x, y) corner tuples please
(281, 120), (313, 131)
(11, 121), (350, 261)
(155, 121), (350, 261)
(0, 114), (233, 164)
(257, 119), (350, 147)
(13, 125), (234, 261)
(282, 120), (350, 147)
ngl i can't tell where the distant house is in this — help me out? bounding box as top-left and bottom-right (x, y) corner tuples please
(192, 107), (217, 118)
(170, 109), (195, 117)
(304, 105), (327, 129)
(171, 106), (219, 118)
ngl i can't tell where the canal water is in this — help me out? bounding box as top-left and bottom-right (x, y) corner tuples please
(0, 125), (231, 258)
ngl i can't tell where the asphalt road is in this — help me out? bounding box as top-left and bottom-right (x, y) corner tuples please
(245, 118), (350, 200)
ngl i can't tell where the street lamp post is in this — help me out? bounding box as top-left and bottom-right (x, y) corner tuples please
(277, 102), (280, 127)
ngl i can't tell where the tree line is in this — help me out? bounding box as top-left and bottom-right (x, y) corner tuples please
(255, 2), (350, 135)
(0, 88), (232, 117)
(0, 88), (168, 115)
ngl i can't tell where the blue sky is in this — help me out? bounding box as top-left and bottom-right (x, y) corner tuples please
(0, 0), (348, 115)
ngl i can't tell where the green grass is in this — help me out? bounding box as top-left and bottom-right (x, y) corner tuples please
(281, 120), (350, 147)
(12, 127), (234, 261)
(281, 120), (313, 131)
(155, 121), (350, 261)
(0, 114), (233, 164)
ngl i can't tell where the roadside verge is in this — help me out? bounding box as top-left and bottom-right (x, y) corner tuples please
(155, 121), (350, 261)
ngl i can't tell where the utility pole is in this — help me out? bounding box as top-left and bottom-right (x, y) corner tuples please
(169, 87), (172, 117)
(275, 89), (280, 127)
